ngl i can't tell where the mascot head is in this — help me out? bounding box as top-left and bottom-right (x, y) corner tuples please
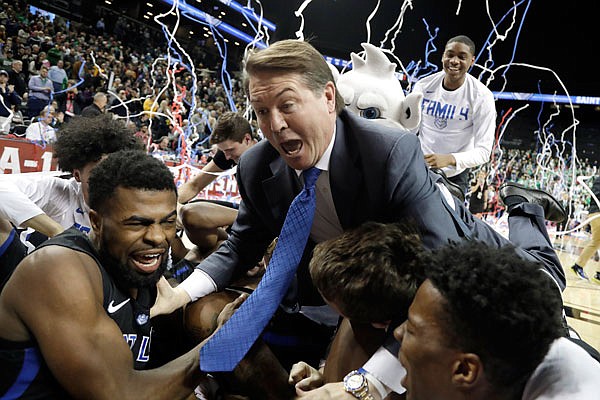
(333, 43), (422, 131)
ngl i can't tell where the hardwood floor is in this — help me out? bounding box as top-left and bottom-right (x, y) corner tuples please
(556, 233), (600, 352)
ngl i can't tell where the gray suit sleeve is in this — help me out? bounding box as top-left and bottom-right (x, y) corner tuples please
(386, 133), (464, 249)
(196, 158), (274, 290)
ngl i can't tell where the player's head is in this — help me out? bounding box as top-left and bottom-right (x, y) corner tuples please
(209, 112), (255, 164)
(88, 150), (177, 288)
(395, 242), (564, 400)
(53, 114), (142, 204)
(310, 221), (425, 325)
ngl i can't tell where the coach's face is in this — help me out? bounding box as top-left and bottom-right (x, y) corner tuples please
(91, 187), (177, 288)
(249, 71), (336, 171)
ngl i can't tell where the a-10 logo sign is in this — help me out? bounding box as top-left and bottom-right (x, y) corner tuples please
(0, 137), (58, 173)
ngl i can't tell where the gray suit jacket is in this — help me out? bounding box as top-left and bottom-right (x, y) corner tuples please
(197, 110), (466, 303)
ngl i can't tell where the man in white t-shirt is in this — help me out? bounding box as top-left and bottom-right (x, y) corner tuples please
(411, 35), (496, 193)
(25, 105), (57, 143)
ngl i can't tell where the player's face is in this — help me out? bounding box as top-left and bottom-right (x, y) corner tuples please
(216, 136), (252, 164)
(93, 187), (177, 288)
(442, 41), (474, 84)
(249, 71), (336, 171)
(394, 280), (460, 400)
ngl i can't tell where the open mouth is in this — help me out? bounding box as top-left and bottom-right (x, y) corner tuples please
(280, 140), (303, 156)
(130, 252), (163, 273)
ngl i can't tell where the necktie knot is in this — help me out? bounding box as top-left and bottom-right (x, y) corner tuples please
(302, 167), (321, 189)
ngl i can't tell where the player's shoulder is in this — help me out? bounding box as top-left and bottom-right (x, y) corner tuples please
(17, 243), (101, 292)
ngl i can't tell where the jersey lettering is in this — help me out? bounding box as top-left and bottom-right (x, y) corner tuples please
(136, 336), (151, 362)
(122, 334), (151, 363)
(73, 222), (91, 234)
(123, 333), (137, 348)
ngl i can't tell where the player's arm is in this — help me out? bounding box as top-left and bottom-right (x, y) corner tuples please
(0, 177), (71, 236)
(19, 214), (65, 237)
(6, 247), (203, 400)
(452, 92), (496, 170)
(177, 160), (224, 204)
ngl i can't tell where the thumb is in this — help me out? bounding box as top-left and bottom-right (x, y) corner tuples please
(156, 276), (171, 293)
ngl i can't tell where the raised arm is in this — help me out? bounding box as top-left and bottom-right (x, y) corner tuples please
(177, 160), (225, 204)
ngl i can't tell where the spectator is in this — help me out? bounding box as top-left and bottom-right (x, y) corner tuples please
(0, 45), (13, 69)
(468, 169), (488, 218)
(25, 105), (56, 143)
(46, 43), (63, 65)
(0, 68), (20, 132)
(109, 88), (129, 117)
(62, 79), (81, 118)
(48, 59), (68, 112)
(149, 135), (171, 153)
(95, 17), (105, 35)
(26, 64), (52, 118)
(7, 59), (26, 99)
(48, 59), (68, 93)
(134, 122), (150, 145)
(81, 91), (107, 117)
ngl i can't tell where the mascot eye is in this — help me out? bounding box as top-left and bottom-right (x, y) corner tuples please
(360, 107), (381, 119)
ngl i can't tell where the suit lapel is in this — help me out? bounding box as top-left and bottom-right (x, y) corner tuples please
(263, 156), (301, 227)
(330, 113), (363, 229)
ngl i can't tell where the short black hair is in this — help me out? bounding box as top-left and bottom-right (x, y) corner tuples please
(88, 150), (177, 213)
(425, 242), (564, 392)
(53, 114), (142, 172)
(446, 35), (476, 55)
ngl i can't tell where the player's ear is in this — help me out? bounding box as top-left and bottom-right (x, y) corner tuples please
(89, 209), (102, 233)
(72, 169), (82, 182)
(451, 353), (482, 388)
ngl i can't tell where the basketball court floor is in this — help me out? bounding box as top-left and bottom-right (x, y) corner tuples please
(557, 233), (600, 352)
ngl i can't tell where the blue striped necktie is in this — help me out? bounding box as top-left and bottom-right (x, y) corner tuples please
(200, 167), (322, 372)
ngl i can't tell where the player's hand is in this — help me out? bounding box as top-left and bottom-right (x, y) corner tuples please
(289, 361), (324, 392)
(216, 293), (248, 327)
(424, 153), (455, 169)
(150, 277), (180, 317)
(294, 382), (357, 399)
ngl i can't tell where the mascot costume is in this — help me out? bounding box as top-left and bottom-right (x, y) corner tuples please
(332, 42), (422, 131)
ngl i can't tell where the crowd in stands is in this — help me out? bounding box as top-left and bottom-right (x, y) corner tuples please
(467, 148), (596, 228)
(0, 0), (248, 158)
